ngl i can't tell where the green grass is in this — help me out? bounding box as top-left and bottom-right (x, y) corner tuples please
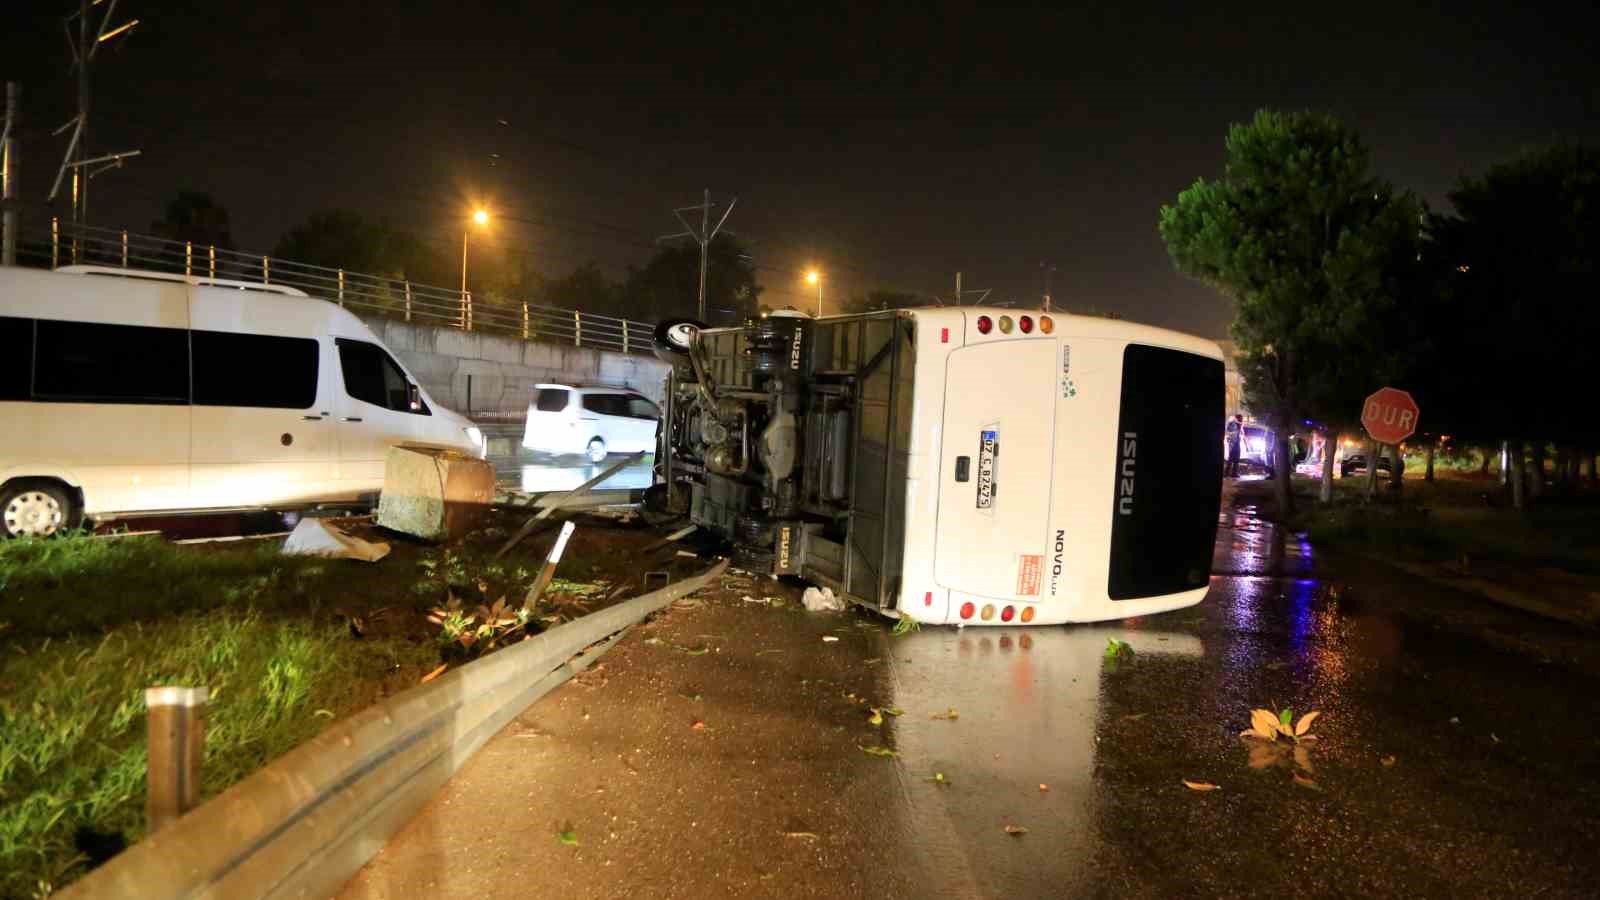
(0, 611), (435, 898)
(0, 534), (329, 637)
(1254, 474), (1600, 575)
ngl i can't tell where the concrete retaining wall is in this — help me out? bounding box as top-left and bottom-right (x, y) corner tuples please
(360, 317), (672, 417)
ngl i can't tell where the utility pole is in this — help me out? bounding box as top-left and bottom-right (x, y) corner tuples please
(49, 0), (140, 228)
(1041, 261), (1056, 312)
(660, 189), (736, 322)
(2, 82), (18, 266)
(954, 271), (990, 306)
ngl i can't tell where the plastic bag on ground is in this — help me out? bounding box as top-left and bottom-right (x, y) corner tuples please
(802, 586), (844, 612)
(281, 518), (390, 562)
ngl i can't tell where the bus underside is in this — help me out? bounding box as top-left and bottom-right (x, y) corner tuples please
(648, 311), (914, 612)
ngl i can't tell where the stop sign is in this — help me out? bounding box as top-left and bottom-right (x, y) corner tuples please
(1361, 387), (1420, 445)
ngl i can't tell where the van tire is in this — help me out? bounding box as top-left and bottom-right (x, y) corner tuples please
(1, 479), (80, 539)
(586, 438), (608, 464)
(652, 318), (706, 365)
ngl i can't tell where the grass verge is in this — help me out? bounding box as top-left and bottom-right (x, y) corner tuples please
(1236, 473), (1600, 575)
(0, 611), (435, 898)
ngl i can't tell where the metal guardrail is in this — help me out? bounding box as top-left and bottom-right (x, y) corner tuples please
(54, 560), (727, 900)
(14, 220), (656, 356)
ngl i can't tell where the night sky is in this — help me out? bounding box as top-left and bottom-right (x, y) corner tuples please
(6, 1), (1597, 336)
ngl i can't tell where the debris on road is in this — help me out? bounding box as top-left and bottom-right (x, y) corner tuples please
(927, 772), (951, 786)
(1182, 780), (1221, 792)
(858, 745), (898, 758)
(822, 635), (840, 643)
(930, 708), (960, 720)
(281, 518), (390, 561)
(557, 825), (578, 846)
(1004, 824), (1029, 836)
(419, 663), (448, 684)
(1381, 755), (1397, 767)
(802, 586), (844, 611)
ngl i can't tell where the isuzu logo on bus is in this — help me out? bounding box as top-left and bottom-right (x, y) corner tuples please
(1118, 431), (1137, 516)
(789, 328), (804, 371)
(976, 428), (998, 509)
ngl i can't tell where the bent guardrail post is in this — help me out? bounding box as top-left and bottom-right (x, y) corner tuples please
(55, 560), (726, 900)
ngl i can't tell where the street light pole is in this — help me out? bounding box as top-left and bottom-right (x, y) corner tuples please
(806, 269), (822, 317)
(461, 208), (489, 330)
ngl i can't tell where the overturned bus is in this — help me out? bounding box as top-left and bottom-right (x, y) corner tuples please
(645, 307), (1226, 625)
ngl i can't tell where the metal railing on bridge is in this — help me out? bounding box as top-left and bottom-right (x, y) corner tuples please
(13, 219), (656, 355)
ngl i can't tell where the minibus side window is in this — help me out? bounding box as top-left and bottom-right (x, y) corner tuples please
(0, 316), (31, 401)
(192, 331), (319, 409)
(336, 338), (429, 415)
(33, 319), (189, 404)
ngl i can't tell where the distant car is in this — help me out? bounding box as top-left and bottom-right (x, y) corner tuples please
(522, 384), (659, 463)
(1341, 451), (1404, 478)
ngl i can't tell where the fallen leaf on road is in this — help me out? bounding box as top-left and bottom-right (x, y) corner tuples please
(1292, 771), (1321, 790)
(927, 772), (951, 786)
(1381, 755), (1397, 767)
(1490, 733), (1501, 744)
(1182, 780), (1221, 792)
(419, 664), (448, 684)
(858, 745), (898, 758)
(1038, 783), (1050, 793)
(930, 708), (960, 721)
(1119, 713), (1147, 722)
(868, 709), (884, 726)
(1004, 824), (1029, 836)
(690, 720), (706, 731)
(822, 636), (840, 643)
(783, 831), (819, 840)
(557, 826), (578, 846)
(313, 708), (334, 718)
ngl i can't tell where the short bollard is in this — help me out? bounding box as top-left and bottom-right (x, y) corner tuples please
(145, 686), (208, 833)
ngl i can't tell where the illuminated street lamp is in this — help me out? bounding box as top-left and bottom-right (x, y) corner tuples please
(461, 208), (489, 328)
(805, 269), (822, 317)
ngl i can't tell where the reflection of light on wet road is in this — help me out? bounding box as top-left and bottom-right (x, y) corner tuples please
(489, 455), (654, 493)
(875, 626), (1203, 897)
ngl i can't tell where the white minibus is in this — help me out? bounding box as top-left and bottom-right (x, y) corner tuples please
(0, 266), (484, 537)
(648, 307), (1226, 625)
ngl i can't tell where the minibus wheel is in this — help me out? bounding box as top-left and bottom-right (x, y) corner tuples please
(0, 480), (78, 539)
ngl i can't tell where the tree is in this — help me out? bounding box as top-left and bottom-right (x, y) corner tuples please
(623, 234), (762, 325)
(542, 263), (621, 315)
(1159, 110), (1423, 514)
(1423, 143), (1600, 506)
(152, 191), (234, 253)
(273, 210), (440, 280)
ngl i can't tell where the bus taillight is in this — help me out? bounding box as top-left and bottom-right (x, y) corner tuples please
(1001, 605), (1015, 622)
(998, 316), (1013, 334)
(976, 315), (993, 335)
(959, 601), (975, 620)
(1039, 315), (1054, 334)
(1019, 316), (1033, 334)
(1020, 606), (1036, 623)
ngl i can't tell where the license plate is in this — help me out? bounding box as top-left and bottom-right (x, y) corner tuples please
(976, 429), (998, 509)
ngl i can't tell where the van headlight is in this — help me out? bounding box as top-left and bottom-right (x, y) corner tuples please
(463, 426), (485, 456)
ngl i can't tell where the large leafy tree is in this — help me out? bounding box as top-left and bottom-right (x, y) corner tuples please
(273, 211), (444, 284)
(623, 234), (762, 325)
(152, 191), (234, 252)
(1159, 110), (1423, 512)
(1424, 143), (1600, 504)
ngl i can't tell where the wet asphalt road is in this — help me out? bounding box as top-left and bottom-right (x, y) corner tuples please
(340, 485), (1599, 898)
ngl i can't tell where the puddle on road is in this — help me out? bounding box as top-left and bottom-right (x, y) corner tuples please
(860, 626), (1204, 897)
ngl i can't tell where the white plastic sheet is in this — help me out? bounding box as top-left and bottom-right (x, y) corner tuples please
(801, 586), (844, 612)
(280, 518), (390, 562)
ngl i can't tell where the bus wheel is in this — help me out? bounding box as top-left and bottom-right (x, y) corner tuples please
(1, 480), (78, 539)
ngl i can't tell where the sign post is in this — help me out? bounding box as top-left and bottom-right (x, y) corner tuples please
(1359, 387), (1420, 496)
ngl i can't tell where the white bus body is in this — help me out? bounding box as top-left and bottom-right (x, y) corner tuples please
(650, 307), (1225, 625)
(0, 266), (483, 536)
